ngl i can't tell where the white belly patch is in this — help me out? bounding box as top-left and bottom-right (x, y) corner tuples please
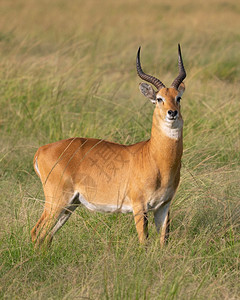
(79, 193), (133, 213)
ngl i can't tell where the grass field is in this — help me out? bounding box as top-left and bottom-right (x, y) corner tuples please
(0, 0), (240, 299)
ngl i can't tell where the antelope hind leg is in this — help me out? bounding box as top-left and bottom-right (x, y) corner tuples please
(31, 192), (80, 249)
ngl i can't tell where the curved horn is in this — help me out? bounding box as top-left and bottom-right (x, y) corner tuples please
(136, 47), (165, 90)
(171, 44), (186, 89)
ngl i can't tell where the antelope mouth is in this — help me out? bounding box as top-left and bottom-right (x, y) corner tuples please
(166, 115), (179, 122)
(167, 116), (178, 121)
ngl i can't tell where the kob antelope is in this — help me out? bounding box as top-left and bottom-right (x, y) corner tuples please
(31, 44), (186, 248)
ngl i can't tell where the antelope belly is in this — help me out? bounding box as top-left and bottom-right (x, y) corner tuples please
(79, 193), (132, 213)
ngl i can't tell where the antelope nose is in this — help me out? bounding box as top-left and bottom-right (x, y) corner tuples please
(168, 110), (178, 118)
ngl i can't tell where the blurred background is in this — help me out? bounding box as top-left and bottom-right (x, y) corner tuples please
(1, 0), (239, 299)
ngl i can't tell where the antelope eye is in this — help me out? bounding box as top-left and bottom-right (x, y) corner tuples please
(176, 96), (181, 103)
(157, 97), (163, 103)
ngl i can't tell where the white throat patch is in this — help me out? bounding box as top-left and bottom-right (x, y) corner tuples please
(160, 119), (183, 140)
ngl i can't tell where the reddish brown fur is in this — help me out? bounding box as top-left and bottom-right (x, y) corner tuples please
(31, 85), (185, 248)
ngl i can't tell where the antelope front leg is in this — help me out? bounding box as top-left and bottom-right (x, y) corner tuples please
(133, 206), (148, 244)
(154, 202), (171, 247)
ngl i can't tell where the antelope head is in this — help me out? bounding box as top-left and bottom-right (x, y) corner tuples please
(136, 44), (186, 130)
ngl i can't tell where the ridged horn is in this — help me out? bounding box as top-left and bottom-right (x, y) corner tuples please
(171, 44), (186, 89)
(136, 47), (165, 90)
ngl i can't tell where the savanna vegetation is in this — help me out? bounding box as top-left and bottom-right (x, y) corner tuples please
(0, 0), (239, 299)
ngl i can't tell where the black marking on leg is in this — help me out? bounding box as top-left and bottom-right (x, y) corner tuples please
(165, 210), (170, 243)
(144, 212), (149, 239)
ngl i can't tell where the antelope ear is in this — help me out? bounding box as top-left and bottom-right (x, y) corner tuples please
(178, 82), (185, 97)
(139, 83), (157, 104)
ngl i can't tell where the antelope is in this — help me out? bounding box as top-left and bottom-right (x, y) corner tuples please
(31, 44), (186, 248)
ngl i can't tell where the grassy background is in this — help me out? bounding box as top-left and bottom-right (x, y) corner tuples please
(0, 0), (240, 299)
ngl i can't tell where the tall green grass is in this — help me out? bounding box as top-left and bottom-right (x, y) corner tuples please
(0, 0), (239, 299)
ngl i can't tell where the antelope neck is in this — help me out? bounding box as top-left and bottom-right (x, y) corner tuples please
(147, 115), (183, 168)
